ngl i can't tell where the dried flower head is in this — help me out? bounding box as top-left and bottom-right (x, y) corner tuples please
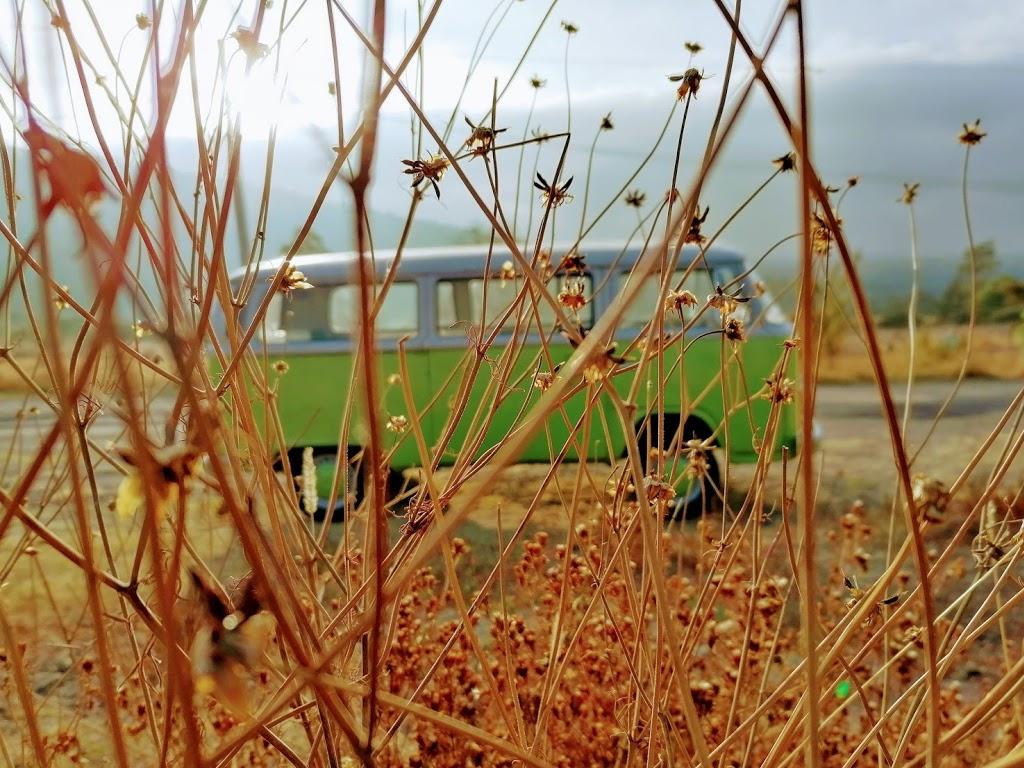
(772, 153), (796, 172)
(684, 41), (703, 55)
(531, 127), (551, 143)
(900, 182), (920, 205)
(558, 279), (587, 312)
(135, 13), (151, 30)
(230, 26), (269, 63)
(684, 205), (710, 244)
(971, 499), (1017, 570)
(401, 152), (449, 199)
(783, 337), (801, 349)
(600, 112), (614, 131)
(464, 116), (508, 154)
(115, 443), (202, 520)
(910, 473), (950, 523)
(558, 251), (587, 274)
(327, 81), (337, 96)
(762, 374), (795, 404)
(665, 289), (698, 320)
(683, 438), (713, 479)
(530, 75), (547, 89)
(386, 414), (408, 433)
(273, 263), (313, 295)
(724, 317), (746, 342)
(624, 189), (646, 208)
(561, 20), (579, 34)
(53, 287), (70, 311)
(535, 172), (574, 208)
(643, 474), (677, 504)
(810, 210), (842, 256)
(847, 176), (859, 188)
(533, 367), (561, 392)
(191, 571), (274, 715)
(669, 68), (703, 100)
(844, 574), (900, 628)
(498, 260), (517, 285)
(387, 373), (402, 386)
(583, 344), (626, 383)
(132, 319), (154, 338)
(958, 119), (987, 146)
(708, 284), (751, 317)
(272, 360), (289, 374)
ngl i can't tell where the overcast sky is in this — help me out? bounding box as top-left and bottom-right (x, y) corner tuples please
(3, 1), (1022, 272)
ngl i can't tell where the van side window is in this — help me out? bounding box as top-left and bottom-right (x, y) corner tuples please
(437, 275), (594, 336)
(619, 268), (715, 327)
(329, 282), (419, 338)
(269, 282), (419, 342)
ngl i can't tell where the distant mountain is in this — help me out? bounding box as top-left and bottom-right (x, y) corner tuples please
(3, 57), (1021, 324)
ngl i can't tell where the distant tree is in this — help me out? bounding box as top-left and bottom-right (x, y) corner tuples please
(977, 275), (1024, 323)
(939, 240), (998, 323)
(281, 228), (329, 255)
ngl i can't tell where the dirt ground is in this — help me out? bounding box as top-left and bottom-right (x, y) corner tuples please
(407, 378), (1024, 534)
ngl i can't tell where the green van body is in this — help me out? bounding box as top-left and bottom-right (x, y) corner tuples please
(215, 244), (797, 498)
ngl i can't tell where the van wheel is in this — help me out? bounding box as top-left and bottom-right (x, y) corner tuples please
(666, 450), (720, 522)
(280, 447), (364, 523)
(635, 414), (721, 522)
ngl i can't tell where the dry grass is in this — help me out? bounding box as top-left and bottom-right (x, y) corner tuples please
(821, 324), (1024, 383)
(0, 1), (1021, 767)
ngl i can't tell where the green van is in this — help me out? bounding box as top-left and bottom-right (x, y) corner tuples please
(217, 243), (797, 519)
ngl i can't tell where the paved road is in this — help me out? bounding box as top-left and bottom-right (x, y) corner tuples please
(0, 379), (1020, 507)
(812, 378), (1023, 505)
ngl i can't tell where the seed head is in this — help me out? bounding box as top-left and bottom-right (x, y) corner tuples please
(561, 20), (579, 34)
(683, 438), (712, 479)
(810, 210), (842, 256)
(624, 189), (646, 208)
(724, 317), (746, 342)
(958, 119), (986, 146)
(386, 414), (408, 433)
(464, 116), (508, 155)
(558, 279), (587, 312)
(762, 374), (795, 404)
(533, 368), (561, 392)
(530, 75), (547, 89)
(230, 26), (269, 63)
(273, 360), (289, 374)
(535, 172), (574, 208)
(772, 153), (796, 172)
(558, 251), (587, 274)
(900, 182), (920, 205)
(684, 205), (710, 244)
(274, 263), (313, 295)
(600, 112), (614, 131)
(665, 289), (698, 320)
(401, 152), (449, 199)
(684, 41), (703, 55)
(669, 68), (703, 100)
(135, 13), (151, 30)
(498, 260), (516, 285)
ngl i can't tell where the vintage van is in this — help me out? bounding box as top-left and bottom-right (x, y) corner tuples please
(217, 243), (797, 519)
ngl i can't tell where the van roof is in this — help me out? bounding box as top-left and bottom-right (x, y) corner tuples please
(233, 242), (747, 283)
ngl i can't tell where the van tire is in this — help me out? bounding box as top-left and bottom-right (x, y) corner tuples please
(634, 414), (721, 521)
(279, 446), (365, 523)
